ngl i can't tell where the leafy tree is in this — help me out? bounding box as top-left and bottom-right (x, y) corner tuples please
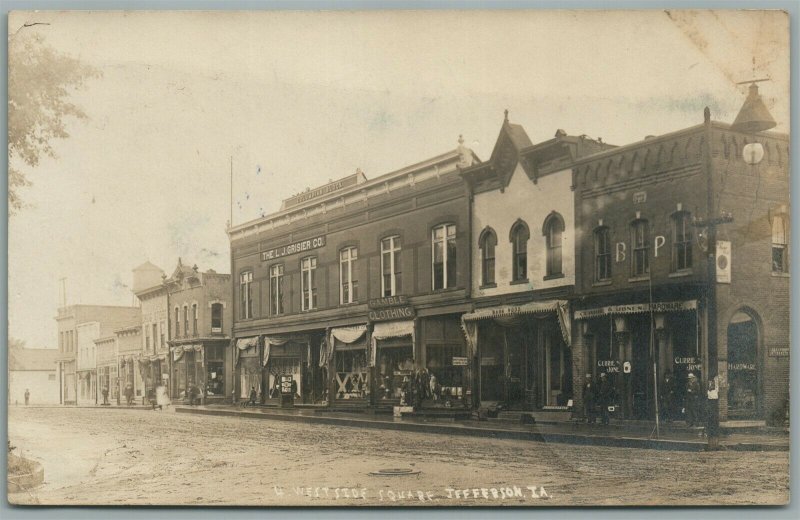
(8, 30), (99, 215)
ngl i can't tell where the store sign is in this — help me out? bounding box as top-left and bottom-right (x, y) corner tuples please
(575, 300), (697, 319)
(633, 191), (647, 204)
(728, 362), (756, 371)
(368, 306), (415, 322)
(674, 356), (702, 372)
(280, 375), (294, 395)
(369, 295), (409, 309)
(716, 240), (731, 284)
(452, 357), (469, 366)
(262, 235), (326, 261)
(768, 346), (789, 357)
(598, 360), (620, 373)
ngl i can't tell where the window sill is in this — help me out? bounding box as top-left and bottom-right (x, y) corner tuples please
(592, 280), (612, 287)
(771, 271), (790, 278)
(479, 283), (497, 289)
(432, 287), (462, 293)
(668, 269), (693, 278)
(510, 278), (530, 286)
(543, 273), (565, 281)
(339, 302), (360, 307)
(628, 275), (651, 283)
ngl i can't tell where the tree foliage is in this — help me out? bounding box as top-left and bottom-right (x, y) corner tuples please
(8, 31), (99, 215)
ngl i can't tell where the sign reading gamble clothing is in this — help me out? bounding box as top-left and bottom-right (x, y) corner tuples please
(368, 306), (415, 322)
(262, 235), (326, 261)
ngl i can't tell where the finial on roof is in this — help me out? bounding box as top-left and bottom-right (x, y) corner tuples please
(458, 134), (464, 146)
(192, 264), (198, 272)
(504, 109), (509, 122)
(555, 129), (567, 138)
(704, 106), (711, 124)
(178, 257), (183, 266)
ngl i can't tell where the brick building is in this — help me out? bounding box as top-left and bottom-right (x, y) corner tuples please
(132, 261), (171, 401)
(570, 89), (789, 423)
(228, 140), (479, 409)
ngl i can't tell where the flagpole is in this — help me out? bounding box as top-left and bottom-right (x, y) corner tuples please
(230, 156), (233, 228)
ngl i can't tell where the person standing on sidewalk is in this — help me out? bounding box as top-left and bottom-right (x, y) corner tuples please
(582, 374), (596, 424)
(101, 386), (109, 406)
(24, 389), (30, 406)
(660, 371), (676, 422)
(598, 373), (614, 425)
(685, 373), (701, 427)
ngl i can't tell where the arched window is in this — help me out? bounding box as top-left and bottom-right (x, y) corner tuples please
(594, 226), (611, 281)
(672, 211), (693, 271)
(479, 228), (497, 286)
(543, 213), (564, 277)
(510, 220), (530, 282)
(772, 215), (788, 273)
(631, 219), (650, 277)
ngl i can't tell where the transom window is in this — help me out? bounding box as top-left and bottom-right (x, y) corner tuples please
(432, 224), (457, 290)
(340, 247), (358, 304)
(239, 271), (253, 319)
(301, 256), (318, 311)
(594, 226), (611, 281)
(772, 215), (788, 273)
(479, 228), (497, 286)
(672, 211), (693, 271)
(269, 264), (284, 315)
(381, 236), (402, 297)
(510, 220), (530, 281)
(631, 219), (650, 277)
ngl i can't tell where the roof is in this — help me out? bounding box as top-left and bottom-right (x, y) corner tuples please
(9, 347), (59, 371)
(133, 261), (164, 273)
(506, 122), (534, 150)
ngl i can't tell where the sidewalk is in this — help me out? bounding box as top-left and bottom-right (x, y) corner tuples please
(174, 404), (789, 452)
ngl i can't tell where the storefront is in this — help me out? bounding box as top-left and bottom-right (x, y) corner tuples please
(371, 320), (415, 405)
(97, 364), (118, 403)
(77, 370), (96, 406)
(325, 325), (370, 404)
(263, 336), (309, 403)
(575, 299), (700, 420)
(236, 336), (262, 400)
(462, 301), (572, 410)
(419, 315), (468, 407)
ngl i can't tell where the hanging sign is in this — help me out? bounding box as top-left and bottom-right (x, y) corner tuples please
(452, 357), (469, 366)
(716, 240), (731, 283)
(768, 345), (789, 357)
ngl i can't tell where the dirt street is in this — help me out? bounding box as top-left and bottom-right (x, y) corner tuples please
(7, 406), (789, 506)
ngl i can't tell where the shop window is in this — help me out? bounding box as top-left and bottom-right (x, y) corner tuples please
(301, 256), (318, 311)
(543, 213), (564, 278)
(672, 211), (693, 271)
(479, 228), (497, 286)
(376, 342), (414, 400)
(335, 350), (368, 399)
(631, 219), (650, 277)
(381, 236), (402, 296)
(269, 264), (285, 315)
(772, 215), (788, 273)
(239, 271), (253, 319)
(510, 220), (529, 282)
(432, 223), (457, 290)
(206, 361), (224, 396)
(339, 247), (358, 304)
(425, 344), (464, 395)
(211, 304), (223, 333)
(594, 226), (611, 281)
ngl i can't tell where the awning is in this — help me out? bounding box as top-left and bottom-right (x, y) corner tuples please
(462, 300), (562, 321)
(263, 335), (310, 367)
(236, 336), (260, 350)
(370, 320), (415, 367)
(172, 344), (203, 362)
(574, 300), (698, 320)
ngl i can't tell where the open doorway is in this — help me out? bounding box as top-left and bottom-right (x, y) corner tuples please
(727, 311), (760, 419)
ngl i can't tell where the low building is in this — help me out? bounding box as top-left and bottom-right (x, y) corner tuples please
(9, 346), (59, 405)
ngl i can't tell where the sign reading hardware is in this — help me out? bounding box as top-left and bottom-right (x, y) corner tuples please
(262, 236), (326, 261)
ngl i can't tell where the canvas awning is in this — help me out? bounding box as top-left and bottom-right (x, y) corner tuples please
(460, 300), (571, 352)
(370, 320), (415, 367)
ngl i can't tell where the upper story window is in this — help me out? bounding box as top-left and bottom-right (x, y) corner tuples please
(160, 321), (166, 348)
(772, 214), (788, 273)
(183, 306), (189, 337)
(339, 247), (358, 304)
(301, 256), (318, 311)
(152, 323), (158, 351)
(145, 324), (151, 351)
(672, 211), (693, 271)
(543, 213), (564, 278)
(174, 307), (180, 337)
(211, 303), (223, 333)
(631, 219), (650, 277)
(594, 226), (611, 282)
(479, 228), (497, 286)
(269, 264), (285, 315)
(381, 236), (402, 297)
(192, 304), (198, 336)
(240, 271), (253, 320)
(510, 220), (530, 281)
(432, 224), (456, 290)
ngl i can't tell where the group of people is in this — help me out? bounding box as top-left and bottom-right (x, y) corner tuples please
(398, 368), (441, 407)
(582, 372), (616, 425)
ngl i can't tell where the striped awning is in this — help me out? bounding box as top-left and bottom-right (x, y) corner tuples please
(462, 300), (561, 322)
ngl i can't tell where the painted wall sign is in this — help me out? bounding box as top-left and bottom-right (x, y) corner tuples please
(369, 295), (409, 309)
(674, 356), (702, 371)
(262, 235), (326, 261)
(768, 346), (789, 357)
(368, 306), (415, 322)
(633, 191), (647, 204)
(597, 360), (620, 373)
(728, 362), (756, 371)
(615, 235), (668, 262)
(452, 357), (469, 366)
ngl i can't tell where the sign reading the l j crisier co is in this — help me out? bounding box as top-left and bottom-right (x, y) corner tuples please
(262, 235), (326, 261)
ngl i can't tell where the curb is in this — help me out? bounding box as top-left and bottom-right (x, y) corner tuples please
(174, 407), (788, 452)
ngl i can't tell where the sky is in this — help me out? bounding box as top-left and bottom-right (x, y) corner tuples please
(7, 10), (790, 349)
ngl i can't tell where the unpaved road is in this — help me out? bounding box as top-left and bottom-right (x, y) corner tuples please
(8, 406), (789, 506)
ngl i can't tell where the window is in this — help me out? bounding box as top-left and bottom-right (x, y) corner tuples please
(594, 226), (611, 281)
(239, 271), (253, 319)
(183, 306), (189, 337)
(432, 224), (457, 290)
(145, 325), (151, 351)
(543, 213), (564, 277)
(174, 307), (180, 337)
(301, 256), (318, 311)
(339, 247), (358, 304)
(192, 304), (198, 336)
(160, 321), (166, 348)
(672, 212), (693, 271)
(631, 219), (650, 277)
(211, 304), (223, 332)
(269, 265), (284, 315)
(510, 220), (530, 281)
(381, 236), (402, 296)
(772, 215), (788, 273)
(480, 228), (497, 286)
(152, 323), (158, 351)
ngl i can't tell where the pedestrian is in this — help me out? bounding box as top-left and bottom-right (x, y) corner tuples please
(582, 374), (596, 424)
(685, 372), (701, 427)
(102, 385), (110, 406)
(248, 385), (258, 407)
(429, 374), (440, 401)
(24, 389), (30, 406)
(124, 383), (134, 406)
(705, 376), (720, 448)
(597, 373), (614, 425)
(660, 371), (675, 422)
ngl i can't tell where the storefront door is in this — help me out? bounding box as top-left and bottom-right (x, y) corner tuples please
(375, 339), (414, 402)
(727, 312), (759, 419)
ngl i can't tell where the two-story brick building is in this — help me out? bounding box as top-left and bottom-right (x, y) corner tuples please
(133, 261), (171, 401)
(164, 259), (232, 403)
(228, 140), (479, 410)
(570, 87), (789, 423)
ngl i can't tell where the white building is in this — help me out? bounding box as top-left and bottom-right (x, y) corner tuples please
(9, 346), (59, 405)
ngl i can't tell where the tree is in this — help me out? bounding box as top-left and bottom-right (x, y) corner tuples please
(8, 30), (99, 215)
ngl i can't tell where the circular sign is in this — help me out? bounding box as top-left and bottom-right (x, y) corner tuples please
(717, 255), (729, 270)
(743, 142), (765, 165)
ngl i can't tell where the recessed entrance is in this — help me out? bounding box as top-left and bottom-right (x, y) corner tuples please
(726, 311), (760, 419)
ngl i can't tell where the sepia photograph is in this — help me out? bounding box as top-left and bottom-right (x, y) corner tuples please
(5, 7), (792, 509)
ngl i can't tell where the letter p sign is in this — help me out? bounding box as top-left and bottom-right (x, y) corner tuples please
(654, 235), (666, 257)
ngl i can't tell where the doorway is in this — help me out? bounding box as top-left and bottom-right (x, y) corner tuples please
(727, 311), (760, 419)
